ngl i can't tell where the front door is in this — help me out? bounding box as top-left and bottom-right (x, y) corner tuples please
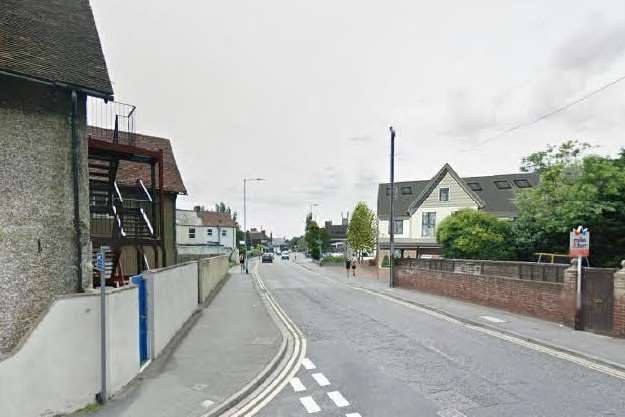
(581, 268), (614, 334)
(131, 275), (149, 364)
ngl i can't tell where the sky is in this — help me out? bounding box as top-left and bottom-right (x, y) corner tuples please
(91, 0), (625, 238)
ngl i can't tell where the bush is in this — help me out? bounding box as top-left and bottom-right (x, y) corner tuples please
(381, 255), (390, 268)
(320, 255), (345, 266)
(437, 209), (515, 260)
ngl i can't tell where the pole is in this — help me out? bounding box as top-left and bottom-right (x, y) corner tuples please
(575, 255), (583, 330)
(389, 126), (396, 288)
(244, 179), (248, 274)
(98, 248), (107, 403)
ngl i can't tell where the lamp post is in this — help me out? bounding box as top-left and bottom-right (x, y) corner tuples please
(244, 177), (264, 274)
(389, 126), (396, 288)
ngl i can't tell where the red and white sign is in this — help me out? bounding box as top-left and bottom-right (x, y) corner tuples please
(569, 226), (590, 257)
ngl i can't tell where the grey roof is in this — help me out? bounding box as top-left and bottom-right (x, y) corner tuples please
(0, 0), (113, 97)
(377, 170), (539, 219)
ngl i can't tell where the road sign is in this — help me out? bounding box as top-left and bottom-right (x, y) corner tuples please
(569, 226), (590, 257)
(96, 250), (106, 273)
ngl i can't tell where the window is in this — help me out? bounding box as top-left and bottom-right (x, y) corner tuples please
(392, 220), (403, 234)
(221, 229), (227, 237)
(439, 187), (449, 201)
(207, 228), (213, 236)
(422, 212), (436, 237)
(188, 228), (196, 239)
(494, 180), (511, 190)
(467, 182), (482, 191)
(385, 186), (397, 196)
(514, 179), (531, 188)
(400, 186), (413, 195)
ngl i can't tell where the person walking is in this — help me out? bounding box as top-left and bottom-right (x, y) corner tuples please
(345, 256), (351, 278)
(239, 252), (245, 273)
(351, 256), (357, 278)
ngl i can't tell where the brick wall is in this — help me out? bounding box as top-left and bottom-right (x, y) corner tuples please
(613, 263), (625, 337)
(395, 265), (565, 322)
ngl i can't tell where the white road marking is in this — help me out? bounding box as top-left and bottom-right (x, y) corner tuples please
(201, 399), (215, 408)
(480, 315), (507, 323)
(352, 287), (625, 381)
(346, 414), (363, 417)
(328, 391), (350, 407)
(299, 396), (321, 413)
(302, 358), (316, 370)
(437, 408), (467, 417)
(289, 377), (306, 392)
(311, 372), (331, 386)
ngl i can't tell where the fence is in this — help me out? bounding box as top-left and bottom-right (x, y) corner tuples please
(398, 258), (568, 283)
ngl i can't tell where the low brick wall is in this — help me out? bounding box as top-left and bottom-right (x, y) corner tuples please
(395, 265), (564, 322)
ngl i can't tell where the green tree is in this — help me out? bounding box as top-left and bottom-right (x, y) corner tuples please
(305, 220), (321, 260)
(514, 145), (625, 267)
(437, 209), (515, 260)
(215, 201), (238, 222)
(346, 202), (376, 261)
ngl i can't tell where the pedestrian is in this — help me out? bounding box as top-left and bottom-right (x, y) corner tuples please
(345, 257), (351, 277)
(239, 252), (245, 273)
(351, 256), (357, 277)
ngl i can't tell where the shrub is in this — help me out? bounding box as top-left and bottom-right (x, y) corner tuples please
(320, 255), (345, 266)
(381, 254), (390, 268)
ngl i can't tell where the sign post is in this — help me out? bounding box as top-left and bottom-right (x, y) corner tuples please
(96, 248), (107, 403)
(569, 226), (590, 331)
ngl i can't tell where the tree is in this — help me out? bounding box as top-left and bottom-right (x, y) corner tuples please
(346, 202), (376, 261)
(514, 144), (625, 267)
(520, 140), (593, 173)
(215, 201), (238, 222)
(305, 220), (321, 260)
(437, 209), (515, 260)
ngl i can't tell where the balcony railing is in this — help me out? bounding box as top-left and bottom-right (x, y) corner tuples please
(87, 97), (136, 146)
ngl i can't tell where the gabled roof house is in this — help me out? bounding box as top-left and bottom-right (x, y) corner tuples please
(377, 163), (538, 263)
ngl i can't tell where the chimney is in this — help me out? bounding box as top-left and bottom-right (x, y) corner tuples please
(325, 220), (332, 228)
(342, 213), (349, 226)
(193, 205), (202, 213)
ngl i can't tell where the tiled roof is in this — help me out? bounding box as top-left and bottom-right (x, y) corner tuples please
(87, 127), (187, 194)
(199, 211), (237, 228)
(0, 0), (113, 97)
(378, 167), (539, 219)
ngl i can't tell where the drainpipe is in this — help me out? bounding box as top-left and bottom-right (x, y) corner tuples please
(70, 90), (83, 292)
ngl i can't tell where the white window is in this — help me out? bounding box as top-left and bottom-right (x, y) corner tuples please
(439, 188), (449, 202)
(221, 229), (227, 237)
(207, 228), (213, 236)
(393, 220), (403, 234)
(422, 212), (436, 237)
(189, 228), (196, 239)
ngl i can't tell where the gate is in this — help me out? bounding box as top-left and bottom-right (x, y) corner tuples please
(581, 268), (614, 334)
(131, 275), (149, 364)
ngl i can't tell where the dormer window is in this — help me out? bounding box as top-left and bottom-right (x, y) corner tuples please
(467, 182), (482, 191)
(494, 180), (511, 190)
(514, 179), (531, 188)
(439, 188), (449, 201)
(400, 186), (413, 195)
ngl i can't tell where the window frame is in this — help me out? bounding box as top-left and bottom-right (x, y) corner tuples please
(393, 220), (403, 235)
(221, 229), (227, 237)
(188, 228), (196, 239)
(421, 212), (437, 237)
(207, 228), (213, 236)
(467, 182), (482, 191)
(400, 186), (413, 195)
(494, 180), (512, 190)
(513, 179), (531, 188)
(439, 187), (449, 202)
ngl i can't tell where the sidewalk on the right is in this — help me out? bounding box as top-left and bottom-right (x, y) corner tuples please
(301, 260), (625, 370)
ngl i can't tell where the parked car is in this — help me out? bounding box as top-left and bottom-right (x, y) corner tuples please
(262, 253), (274, 263)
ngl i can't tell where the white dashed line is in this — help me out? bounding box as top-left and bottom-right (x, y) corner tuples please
(327, 391), (350, 407)
(299, 396), (321, 413)
(480, 315), (507, 323)
(437, 408), (467, 417)
(289, 377), (306, 392)
(201, 399), (214, 408)
(311, 372), (331, 387)
(346, 414), (363, 417)
(302, 358), (316, 370)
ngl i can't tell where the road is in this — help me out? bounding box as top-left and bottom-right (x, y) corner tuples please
(254, 259), (625, 417)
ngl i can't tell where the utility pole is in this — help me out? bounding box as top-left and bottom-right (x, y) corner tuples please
(389, 126), (396, 288)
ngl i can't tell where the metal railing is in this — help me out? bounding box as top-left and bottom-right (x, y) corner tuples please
(87, 98), (136, 146)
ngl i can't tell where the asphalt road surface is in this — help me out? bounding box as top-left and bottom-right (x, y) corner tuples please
(255, 259), (625, 417)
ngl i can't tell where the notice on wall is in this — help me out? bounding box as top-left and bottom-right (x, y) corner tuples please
(569, 226), (590, 257)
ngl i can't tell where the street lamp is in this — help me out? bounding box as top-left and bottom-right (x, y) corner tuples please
(389, 126), (396, 288)
(244, 177), (264, 274)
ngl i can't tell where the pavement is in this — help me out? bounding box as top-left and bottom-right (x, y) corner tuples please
(254, 257), (625, 417)
(76, 265), (282, 417)
(305, 260), (625, 371)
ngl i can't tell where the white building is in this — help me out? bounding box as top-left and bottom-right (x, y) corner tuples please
(377, 163), (539, 265)
(176, 207), (238, 259)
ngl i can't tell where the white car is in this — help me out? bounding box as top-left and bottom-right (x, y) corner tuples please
(281, 251), (290, 260)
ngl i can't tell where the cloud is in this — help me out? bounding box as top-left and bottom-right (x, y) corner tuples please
(347, 135), (373, 143)
(442, 89), (496, 140)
